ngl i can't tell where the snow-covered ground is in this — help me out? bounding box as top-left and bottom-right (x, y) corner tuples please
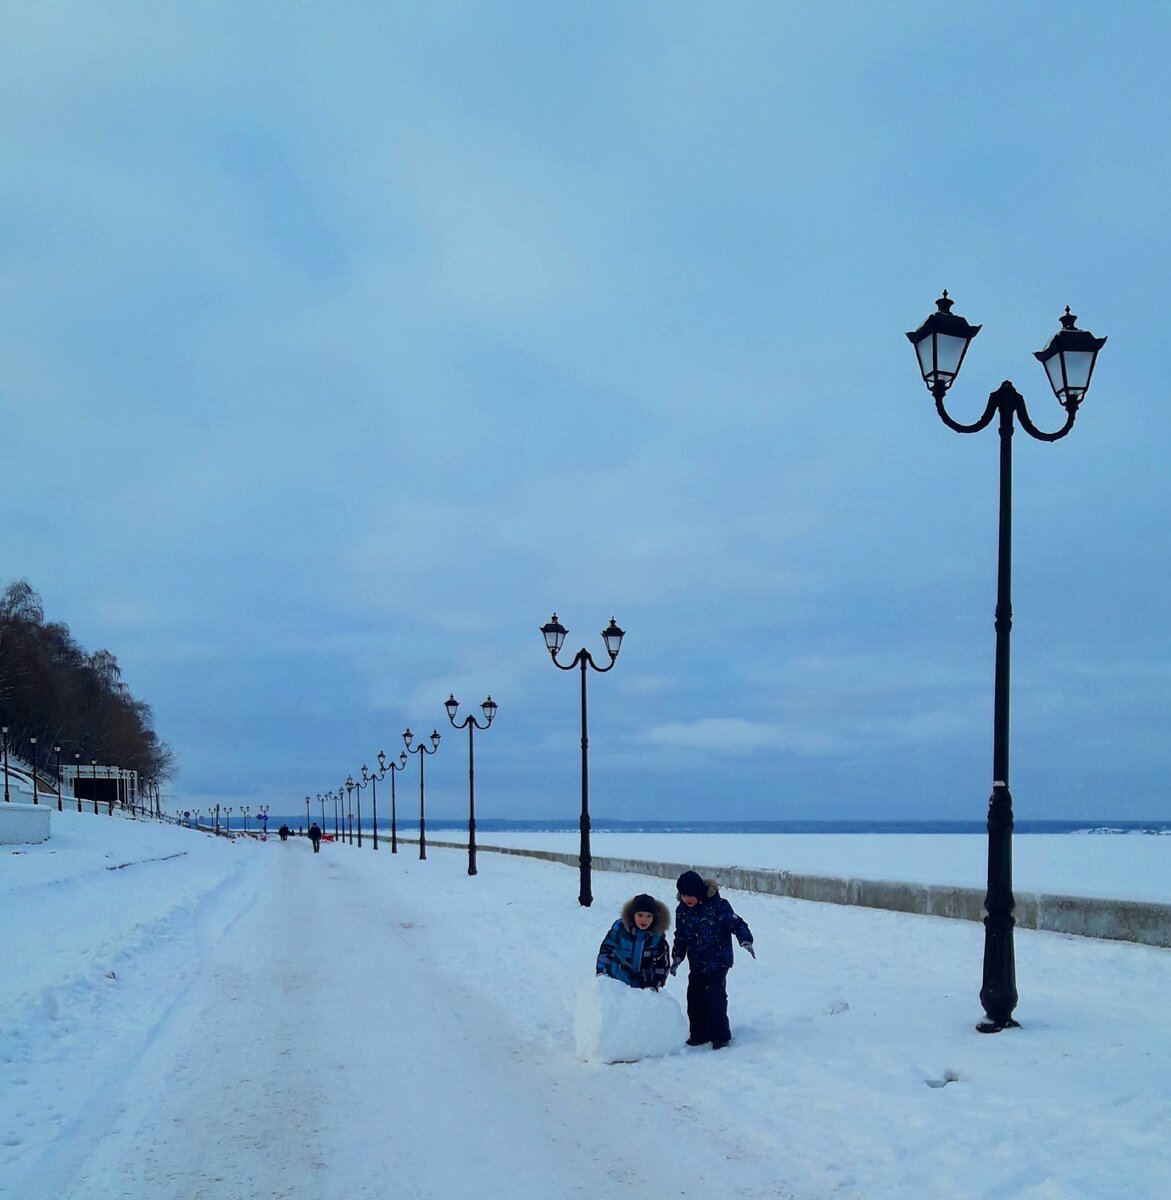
(3, 807), (1169, 1199)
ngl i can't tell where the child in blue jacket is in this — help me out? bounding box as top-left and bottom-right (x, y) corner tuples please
(596, 893), (671, 990)
(671, 870), (754, 1048)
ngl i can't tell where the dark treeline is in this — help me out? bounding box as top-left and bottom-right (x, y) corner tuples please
(0, 580), (175, 783)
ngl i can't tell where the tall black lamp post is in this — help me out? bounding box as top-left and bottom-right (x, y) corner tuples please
(540, 613), (626, 907)
(54, 745), (63, 811)
(2, 726), (9, 803)
(907, 293), (1106, 1033)
(403, 728), (440, 860)
(444, 693), (498, 876)
(332, 787), (341, 842)
(363, 765), (380, 850)
(317, 793), (326, 830)
(344, 777), (355, 845)
(376, 749), (408, 853)
(29, 737), (39, 805)
(353, 772), (365, 848)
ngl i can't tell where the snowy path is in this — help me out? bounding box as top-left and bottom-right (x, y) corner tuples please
(10, 836), (790, 1199)
(6, 816), (1171, 1200)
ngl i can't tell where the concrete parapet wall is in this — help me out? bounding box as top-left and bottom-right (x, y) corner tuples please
(0, 802), (51, 845)
(418, 838), (1171, 950)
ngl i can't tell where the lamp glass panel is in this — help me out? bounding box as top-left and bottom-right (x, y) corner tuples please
(933, 332), (968, 378)
(915, 336), (936, 380)
(1043, 355), (1066, 397)
(1060, 349), (1095, 393)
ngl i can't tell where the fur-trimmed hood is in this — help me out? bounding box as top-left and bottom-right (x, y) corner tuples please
(619, 895), (671, 935)
(676, 877), (720, 903)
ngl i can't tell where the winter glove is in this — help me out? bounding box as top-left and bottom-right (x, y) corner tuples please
(669, 960), (680, 977)
(739, 940), (756, 959)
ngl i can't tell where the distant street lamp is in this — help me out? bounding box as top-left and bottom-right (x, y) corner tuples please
(332, 787), (341, 842)
(445, 693), (498, 876)
(257, 804), (270, 837)
(907, 293), (1106, 1033)
(74, 752), (82, 812)
(317, 793), (326, 830)
(353, 772), (365, 848)
(242, 804), (251, 833)
(345, 777), (355, 845)
(376, 749), (408, 853)
(224, 806), (233, 835)
(363, 765), (380, 850)
(540, 613), (626, 907)
(305, 795), (311, 835)
(54, 745), (62, 811)
(403, 728), (441, 860)
(1, 727), (9, 803)
(29, 737), (38, 805)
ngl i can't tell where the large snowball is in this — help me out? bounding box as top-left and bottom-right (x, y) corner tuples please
(574, 974), (688, 1063)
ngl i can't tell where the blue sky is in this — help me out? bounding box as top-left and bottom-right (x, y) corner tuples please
(2, 2), (1168, 822)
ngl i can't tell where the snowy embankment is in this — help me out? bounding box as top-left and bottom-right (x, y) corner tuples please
(3, 808), (1170, 1200)
(471, 829), (1171, 903)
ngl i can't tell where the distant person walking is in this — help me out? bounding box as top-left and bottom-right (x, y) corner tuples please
(671, 870), (754, 1049)
(308, 822), (322, 853)
(278, 824), (290, 842)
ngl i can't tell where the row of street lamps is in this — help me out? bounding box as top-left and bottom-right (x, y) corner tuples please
(1, 728), (65, 808)
(297, 613), (626, 899)
(310, 694), (498, 875)
(0, 733), (162, 819)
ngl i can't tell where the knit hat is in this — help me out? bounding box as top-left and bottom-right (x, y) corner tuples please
(631, 893), (657, 916)
(676, 870), (706, 900)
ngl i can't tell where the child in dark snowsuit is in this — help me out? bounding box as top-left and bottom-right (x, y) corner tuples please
(596, 893), (671, 990)
(671, 870), (754, 1049)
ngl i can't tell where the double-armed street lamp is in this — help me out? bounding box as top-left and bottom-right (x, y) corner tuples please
(445, 693), (498, 877)
(242, 804), (251, 833)
(363, 764), (380, 850)
(353, 771), (366, 848)
(376, 749), (409, 853)
(906, 293), (1107, 1034)
(403, 728), (441, 860)
(344, 777), (355, 845)
(540, 613), (626, 907)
